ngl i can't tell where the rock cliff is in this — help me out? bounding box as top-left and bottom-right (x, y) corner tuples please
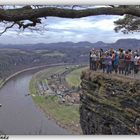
(80, 70), (140, 135)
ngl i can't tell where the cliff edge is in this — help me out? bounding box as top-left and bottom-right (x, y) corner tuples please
(80, 70), (140, 134)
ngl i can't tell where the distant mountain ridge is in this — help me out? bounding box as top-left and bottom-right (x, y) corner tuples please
(0, 38), (140, 50)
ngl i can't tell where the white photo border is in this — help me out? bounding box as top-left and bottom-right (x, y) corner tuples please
(0, 0), (140, 5)
(0, 1), (140, 140)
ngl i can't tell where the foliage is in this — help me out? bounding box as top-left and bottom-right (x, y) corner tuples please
(114, 14), (140, 33)
(0, 46), (89, 80)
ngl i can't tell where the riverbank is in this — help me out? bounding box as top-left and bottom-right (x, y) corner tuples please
(29, 66), (83, 134)
(0, 63), (68, 89)
(0, 69), (70, 134)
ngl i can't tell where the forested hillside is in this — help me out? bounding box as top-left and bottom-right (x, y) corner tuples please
(0, 38), (139, 81)
(0, 46), (89, 80)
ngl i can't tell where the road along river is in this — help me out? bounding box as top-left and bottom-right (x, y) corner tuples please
(0, 69), (71, 135)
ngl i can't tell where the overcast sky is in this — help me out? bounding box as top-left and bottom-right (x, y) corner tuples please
(0, 15), (140, 44)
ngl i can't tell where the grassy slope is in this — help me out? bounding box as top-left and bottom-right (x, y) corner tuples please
(29, 66), (81, 134)
(66, 67), (88, 87)
(34, 96), (80, 126)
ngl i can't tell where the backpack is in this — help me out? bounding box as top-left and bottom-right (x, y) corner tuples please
(125, 54), (131, 61)
(119, 53), (124, 59)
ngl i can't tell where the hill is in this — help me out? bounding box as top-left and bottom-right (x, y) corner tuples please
(0, 38), (140, 50)
(0, 38), (139, 83)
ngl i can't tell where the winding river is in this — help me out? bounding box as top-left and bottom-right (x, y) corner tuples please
(0, 70), (70, 135)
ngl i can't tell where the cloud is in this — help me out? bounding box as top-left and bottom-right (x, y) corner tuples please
(1, 15), (140, 44)
(90, 19), (115, 31)
(47, 16), (118, 32)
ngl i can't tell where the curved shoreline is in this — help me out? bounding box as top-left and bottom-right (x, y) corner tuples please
(0, 63), (69, 89)
(0, 65), (70, 134)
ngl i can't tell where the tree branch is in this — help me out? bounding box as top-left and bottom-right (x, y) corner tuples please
(0, 6), (140, 22)
(0, 22), (15, 36)
(15, 18), (41, 29)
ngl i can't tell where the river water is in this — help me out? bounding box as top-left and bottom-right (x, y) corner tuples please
(0, 71), (70, 135)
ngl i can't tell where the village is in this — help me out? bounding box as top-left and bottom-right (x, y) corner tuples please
(35, 66), (83, 105)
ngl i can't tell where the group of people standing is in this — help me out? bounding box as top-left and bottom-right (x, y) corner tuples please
(89, 48), (140, 75)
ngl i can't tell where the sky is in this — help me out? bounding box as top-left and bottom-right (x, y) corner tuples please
(0, 14), (140, 44)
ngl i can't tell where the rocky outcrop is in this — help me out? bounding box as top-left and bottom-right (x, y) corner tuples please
(80, 70), (140, 135)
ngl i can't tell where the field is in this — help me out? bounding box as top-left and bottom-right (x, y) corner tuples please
(42, 51), (65, 57)
(66, 67), (88, 87)
(33, 95), (80, 132)
(34, 49), (65, 57)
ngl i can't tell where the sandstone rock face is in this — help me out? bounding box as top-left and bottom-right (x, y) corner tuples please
(80, 70), (140, 135)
